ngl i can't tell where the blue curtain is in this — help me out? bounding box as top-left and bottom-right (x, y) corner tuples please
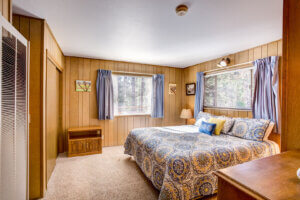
(96, 69), (114, 120)
(151, 74), (164, 118)
(252, 56), (280, 132)
(194, 72), (204, 118)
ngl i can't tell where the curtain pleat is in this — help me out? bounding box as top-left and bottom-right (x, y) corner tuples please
(194, 72), (204, 118)
(151, 74), (164, 118)
(252, 56), (280, 132)
(96, 69), (114, 120)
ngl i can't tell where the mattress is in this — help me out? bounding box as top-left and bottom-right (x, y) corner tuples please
(124, 125), (279, 200)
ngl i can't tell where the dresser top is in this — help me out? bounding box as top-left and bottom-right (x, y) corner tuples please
(215, 151), (300, 200)
(68, 126), (102, 132)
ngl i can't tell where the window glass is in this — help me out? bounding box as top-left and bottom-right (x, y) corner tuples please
(204, 69), (253, 109)
(112, 74), (152, 115)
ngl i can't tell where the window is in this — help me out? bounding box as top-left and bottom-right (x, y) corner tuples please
(112, 74), (152, 116)
(204, 68), (253, 109)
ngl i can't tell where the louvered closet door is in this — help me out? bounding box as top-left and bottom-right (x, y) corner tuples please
(1, 28), (17, 200)
(0, 27), (27, 200)
(16, 39), (27, 200)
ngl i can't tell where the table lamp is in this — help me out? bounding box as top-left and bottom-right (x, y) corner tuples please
(180, 109), (193, 124)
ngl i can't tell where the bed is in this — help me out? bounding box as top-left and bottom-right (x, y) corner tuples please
(124, 125), (279, 200)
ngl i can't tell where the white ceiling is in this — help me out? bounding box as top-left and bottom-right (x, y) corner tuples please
(13, 0), (283, 68)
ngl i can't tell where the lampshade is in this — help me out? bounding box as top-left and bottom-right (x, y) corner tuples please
(180, 109), (193, 119)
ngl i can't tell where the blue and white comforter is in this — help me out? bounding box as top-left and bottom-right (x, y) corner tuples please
(124, 125), (279, 200)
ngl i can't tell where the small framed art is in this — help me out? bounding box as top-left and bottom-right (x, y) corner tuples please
(169, 83), (176, 95)
(186, 83), (195, 95)
(76, 80), (92, 92)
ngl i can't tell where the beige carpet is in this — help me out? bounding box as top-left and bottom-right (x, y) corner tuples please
(43, 146), (159, 200)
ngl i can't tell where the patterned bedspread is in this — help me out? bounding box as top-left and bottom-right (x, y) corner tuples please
(124, 125), (279, 200)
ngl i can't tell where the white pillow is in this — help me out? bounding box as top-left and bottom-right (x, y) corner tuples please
(195, 117), (206, 127)
(195, 112), (212, 121)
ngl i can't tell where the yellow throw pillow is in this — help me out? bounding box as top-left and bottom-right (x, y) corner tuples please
(209, 118), (226, 135)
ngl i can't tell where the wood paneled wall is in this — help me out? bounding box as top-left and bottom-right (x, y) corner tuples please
(0, 0), (12, 22)
(183, 40), (282, 116)
(44, 22), (65, 68)
(13, 14), (65, 199)
(281, 0), (300, 151)
(183, 40), (282, 145)
(62, 57), (185, 149)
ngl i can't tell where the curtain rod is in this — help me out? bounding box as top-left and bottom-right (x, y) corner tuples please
(111, 70), (155, 76)
(204, 61), (254, 74)
(205, 66), (254, 78)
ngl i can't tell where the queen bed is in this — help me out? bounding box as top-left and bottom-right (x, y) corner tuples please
(124, 123), (279, 200)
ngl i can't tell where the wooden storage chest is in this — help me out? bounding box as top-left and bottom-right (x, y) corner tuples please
(67, 126), (102, 157)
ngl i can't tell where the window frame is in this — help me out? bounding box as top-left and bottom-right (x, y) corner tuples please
(112, 72), (153, 117)
(203, 67), (254, 111)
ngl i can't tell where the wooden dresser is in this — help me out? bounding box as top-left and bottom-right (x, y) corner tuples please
(67, 126), (102, 157)
(215, 151), (300, 200)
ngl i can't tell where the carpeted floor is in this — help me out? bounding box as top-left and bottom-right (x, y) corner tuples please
(43, 146), (159, 200)
(43, 146), (216, 200)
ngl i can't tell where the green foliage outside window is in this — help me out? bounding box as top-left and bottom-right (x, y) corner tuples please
(204, 69), (253, 109)
(112, 74), (152, 115)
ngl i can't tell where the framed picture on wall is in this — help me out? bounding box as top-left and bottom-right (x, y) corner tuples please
(186, 83), (196, 95)
(169, 83), (176, 95)
(76, 80), (92, 92)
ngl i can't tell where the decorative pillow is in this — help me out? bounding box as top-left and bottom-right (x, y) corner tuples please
(199, 121), (216, 136)
(228, 118), (270, 141)
(213, 116), (235, 134)
(195, 111), (212, 122)
(209, 118), (226, 135)
(195, 117), (206, 127)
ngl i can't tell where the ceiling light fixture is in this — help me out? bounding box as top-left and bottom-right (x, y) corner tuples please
(176, 4), (188, 16)
(217, 58), (231, 67)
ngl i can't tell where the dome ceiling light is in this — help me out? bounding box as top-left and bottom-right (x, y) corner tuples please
(176, 4), (188, 16)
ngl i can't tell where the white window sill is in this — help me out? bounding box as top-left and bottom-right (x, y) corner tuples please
(114, 113), (151, 117)
(204, 107), (251, 111)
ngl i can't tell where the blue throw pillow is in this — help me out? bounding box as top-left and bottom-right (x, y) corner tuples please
(199, 121), (217, 135)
